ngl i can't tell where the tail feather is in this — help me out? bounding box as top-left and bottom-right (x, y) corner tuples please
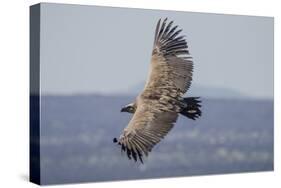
(180, 97), (202, 120)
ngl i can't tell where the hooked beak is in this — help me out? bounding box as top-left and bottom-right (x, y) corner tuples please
(121, 107), (127, 112)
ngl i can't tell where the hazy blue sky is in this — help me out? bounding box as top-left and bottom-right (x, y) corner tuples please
(40, 3), (273, 98)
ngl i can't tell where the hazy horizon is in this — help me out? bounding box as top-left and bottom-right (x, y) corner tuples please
(40, 81), (273, 100)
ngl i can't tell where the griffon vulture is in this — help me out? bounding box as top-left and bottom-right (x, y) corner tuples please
(113, 18), (202, 163)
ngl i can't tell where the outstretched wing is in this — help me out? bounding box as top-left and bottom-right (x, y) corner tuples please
(144, 18), (193, 97)
(116, 101), (178, 163)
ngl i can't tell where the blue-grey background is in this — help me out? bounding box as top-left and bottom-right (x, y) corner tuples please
(38, 3), (274, 185)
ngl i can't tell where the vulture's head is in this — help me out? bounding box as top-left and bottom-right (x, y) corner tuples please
(121, 103), (136, 113)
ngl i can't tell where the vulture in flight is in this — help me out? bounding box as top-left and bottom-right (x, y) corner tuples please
(113, 18), (202, 163)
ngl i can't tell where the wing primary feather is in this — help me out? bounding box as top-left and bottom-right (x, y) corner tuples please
(133, 138), (149, 157)
(138, 152), (144, 164)
(134, 134), (150, 149)
(162, 20), (174, 39)
(125, 137), (132, 151)
(142, 129), (162, 141)
(121, 143), (126, 151)
(158, 18), (168, 42)
(163, 37), (185, 46)
(174, 50), (190, 55)
(130, 140), (141, 154)
(131, 149), (137, 162)
(154, 19), (161, 45)
(126, 149), (132, 160)
(131, 140), (144, 163)
(169, 29), (182, 40)
(130, 140), (140, 162)
(166, 45), (188, 52)
(173, 35), (186, 42)
(136, 133), (153, 148)
(138, 132), (159, 144)
(165, 41), (187, 48)
(135, 134), (153, 152)
(137, 131), (157, 145)
(142, 134), (160, 144)
(165, 25), (178, 39)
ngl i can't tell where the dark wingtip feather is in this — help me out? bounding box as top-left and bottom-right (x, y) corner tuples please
(126, 149), (132, 160)
(114, 136), (147, 164)
(131, 150), (137, 162)
(121, 144), (126, 151)
(153, 18), (190, 58)
(136, 150), (144, 164)
(116, 146), (145, 163)
(113, 138), (118, 143)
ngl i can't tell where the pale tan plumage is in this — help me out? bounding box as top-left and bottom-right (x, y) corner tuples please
(114, 18), (196, 163)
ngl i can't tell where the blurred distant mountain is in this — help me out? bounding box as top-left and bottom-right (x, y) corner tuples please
(188, 85), (248, 99)
(120, 82), (249, 99)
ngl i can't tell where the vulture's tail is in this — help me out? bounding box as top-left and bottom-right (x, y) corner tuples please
(180, 97), (202, 120)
